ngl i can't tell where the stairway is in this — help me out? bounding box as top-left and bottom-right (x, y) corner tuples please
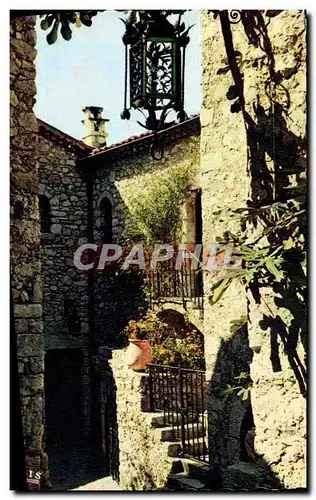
(150, 411), (212, 491)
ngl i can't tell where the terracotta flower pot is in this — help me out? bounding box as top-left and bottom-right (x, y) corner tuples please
(126, 339), (152, 371)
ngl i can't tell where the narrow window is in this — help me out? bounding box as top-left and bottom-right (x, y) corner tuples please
(38, 194), (51, 233)
(100, 197), (113, 243)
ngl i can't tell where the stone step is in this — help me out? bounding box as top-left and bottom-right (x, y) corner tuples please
(186, 439), (208, 458)
(169, 457), (210, 480)
(161, 423), (206, 442)
(165, 442), (182, 458)
(166, 439), (208, 459)
(166, 473), (206, 491)
(151, 414), (168, 428)
(151, 412), (202, 428)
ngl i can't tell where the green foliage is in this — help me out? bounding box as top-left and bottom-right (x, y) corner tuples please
(40, 10), (189, 45)
(124, 141), (198, 245)
(123, 309), (205, 370)
(223, 371), (253, 401)
(209, 172), (307, 305)
(123, 309), (168, 343)
(40, 11), (99, 44)
(229, 315), (248, 334)
(151, 329), (205, 370)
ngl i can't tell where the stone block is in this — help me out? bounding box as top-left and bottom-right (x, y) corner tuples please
(18, 112), (38, 132)
(32, 280), (42, 303)
(18, 360), (25, 374)
(14, 304), (42, 318)
(20, 374), (44, 396)
(15, 78), (37, 97)
(11, 38), (37, 62)
(51, 224), (62, 234)
(17, 334), (44, 357)
(10, 90), (18, 106)
(38, 183), (46, 195)
(15, 318), (28, 333)
(25, 456), (41, 467)
(28, 357), (44, 374)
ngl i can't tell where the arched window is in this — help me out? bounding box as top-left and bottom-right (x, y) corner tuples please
(38, 194), (51, 233)
(100, 197), (113, 243)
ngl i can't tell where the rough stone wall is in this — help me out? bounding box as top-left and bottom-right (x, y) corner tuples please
(110, 350), (172, 490)
(92, 136), (200, 348)
(10, 15), (49, 488)
(200, 9), (249, 468)
(200, 10), (306, 488)
(37, 134), (91, 439)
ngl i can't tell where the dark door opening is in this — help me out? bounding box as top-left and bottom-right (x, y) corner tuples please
(44, 349), (83, 449)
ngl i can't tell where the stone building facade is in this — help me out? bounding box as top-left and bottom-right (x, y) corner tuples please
(36, 120), (92, 445)
(199, 10), (306, 488)
(35, 112), (201, 448)
(80, 115), (201, 349)
(10, 14), (49, 489)
(11, 9), (306, 491)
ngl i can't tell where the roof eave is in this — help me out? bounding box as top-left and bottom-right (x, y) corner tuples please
(78, 115), (200, 169)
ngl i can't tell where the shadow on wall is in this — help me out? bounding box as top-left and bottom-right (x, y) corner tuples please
(206, 326), (283, 490)
(219, 10), (307, 398)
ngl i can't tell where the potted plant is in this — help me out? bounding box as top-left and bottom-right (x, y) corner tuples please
(124, 320), (152, 371)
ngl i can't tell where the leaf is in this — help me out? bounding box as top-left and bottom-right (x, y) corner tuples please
(217, 66), (231, 75)
(226, 84), (239, 100)
(60, 22), (72, 41)
(265, 259), (283, 282)
(230, 316), (248, 333)
(237, 388), (250, 401)
(223, 384), (233, 394)
(234, 50), (243, 60)
(81, 17), (92, 27)
(40, 19), (49, 30)
(265, 10), (283, 18)
(234, 371), (249, 380)
(283, 238), (294, 250)
(231, 100), (242, 113)
(46, 20), (59, 45)
(209, 277), (233, 305)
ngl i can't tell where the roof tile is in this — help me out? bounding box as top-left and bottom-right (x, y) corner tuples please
(88, 115), (199, 157)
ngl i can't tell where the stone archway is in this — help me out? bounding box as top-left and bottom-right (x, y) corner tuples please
(155, 307), (206, 370)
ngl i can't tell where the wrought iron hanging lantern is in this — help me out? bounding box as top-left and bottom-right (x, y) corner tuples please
(121, 11), (192, 160)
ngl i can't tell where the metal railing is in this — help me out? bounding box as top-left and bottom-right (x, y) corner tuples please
(147, 260), (203, 309)
(148, 363), (208, 463)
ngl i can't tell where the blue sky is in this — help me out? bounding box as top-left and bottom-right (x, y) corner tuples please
(34, 10), (201, 145)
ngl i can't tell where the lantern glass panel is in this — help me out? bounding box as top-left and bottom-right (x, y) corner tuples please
(145, 37), (176, 109)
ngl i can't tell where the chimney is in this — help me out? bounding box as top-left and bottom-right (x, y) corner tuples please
(81, 106), (109, 148)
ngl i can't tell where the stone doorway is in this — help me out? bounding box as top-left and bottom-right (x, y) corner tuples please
(44, 348), (83, 449)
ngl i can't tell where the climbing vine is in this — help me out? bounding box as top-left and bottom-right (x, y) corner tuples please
(123, 138), (199, 245)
